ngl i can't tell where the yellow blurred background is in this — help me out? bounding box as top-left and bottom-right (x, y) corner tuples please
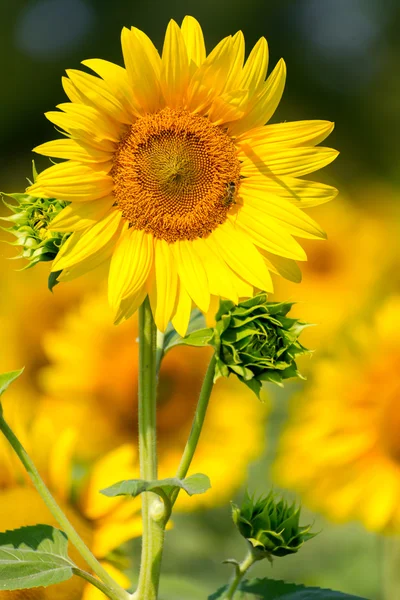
(1, 2), (400, 599)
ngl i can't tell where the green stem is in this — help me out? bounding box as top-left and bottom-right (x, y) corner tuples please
(223, 551), (258, 600)
(73, 568), (126, 600)
(134, 298), (166, 600)
(171, 355), (216, 507)
(155, 329), (165, 374)
(0, 415), (129, 600)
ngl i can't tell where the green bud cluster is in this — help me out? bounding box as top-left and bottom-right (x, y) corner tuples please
(1, 187), (68, 269)
(212, 293), (309, 397)
(232, 492), (315, 560)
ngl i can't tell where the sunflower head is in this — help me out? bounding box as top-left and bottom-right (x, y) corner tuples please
(2, 175), (68, 269)
(211, 292), (309, 397)
(21, 15), (338, 334)
(232, 492), (315, 559)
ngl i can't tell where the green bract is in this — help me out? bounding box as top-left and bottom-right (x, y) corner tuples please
(1, 165), (68, 270)
(232, 492), (315, 559)
(213, 293), (309, 397)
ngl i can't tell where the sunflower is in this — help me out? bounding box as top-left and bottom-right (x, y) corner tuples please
(0, 394), (138, 600)
(38, 290), (267, 509)
(272, 196), (398, 351)
(27, 16), (338, 334)
(273, 296), (400, 532)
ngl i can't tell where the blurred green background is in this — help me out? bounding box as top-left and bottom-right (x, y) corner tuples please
(1, 2), (400, 600)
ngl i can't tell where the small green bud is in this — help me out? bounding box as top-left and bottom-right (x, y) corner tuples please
(1, 177), (69, 269)
(232, 492), (315, 560)
(212, 293), (310, 397)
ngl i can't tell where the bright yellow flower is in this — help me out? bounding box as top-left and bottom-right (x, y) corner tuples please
(39, 290), (267, 509)
(272, 196), (397, 351)
(28, 16), (337, 334)
(273, 296), (400, 532)
(0, 395), (138, 600)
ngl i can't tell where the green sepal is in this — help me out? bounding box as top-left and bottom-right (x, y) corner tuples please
(0, 525), (75, 591)
(100, 473), (211, 499)
(48, 270), (62, 292)
(0, 368), (24, 398)
(209, 578), (367, 600)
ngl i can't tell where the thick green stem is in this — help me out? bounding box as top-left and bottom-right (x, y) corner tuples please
(0, 415), (129, 600)
(134, 298), (166, 600)
(223, 551), (258, 600)
(171, 355), (216, 507)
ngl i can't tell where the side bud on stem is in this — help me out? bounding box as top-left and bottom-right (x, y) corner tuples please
(232, 492), (315, 560)
(1, 165), (69, 270)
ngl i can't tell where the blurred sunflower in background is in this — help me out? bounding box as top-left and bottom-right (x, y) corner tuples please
(0, 395), (137, 600)
(273, 195), (398, 353)
(38, 290), (267, 510)
(273, 295), (400, 533)
(27, 15), (337, 333)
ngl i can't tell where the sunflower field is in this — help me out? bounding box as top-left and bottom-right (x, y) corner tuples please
(0, 2), (399, 600)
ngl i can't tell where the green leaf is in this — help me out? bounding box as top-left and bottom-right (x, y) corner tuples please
(48, 270), (62, 292)
(163, 309), (208, 353)
(0, 525), (75, 591)
(0, 369), (24, 398)
(208, 579), (367, 600)
(181, 328), (214, 348)
(101, 473), (211, 499)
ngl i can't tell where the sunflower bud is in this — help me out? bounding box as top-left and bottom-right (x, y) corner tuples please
(212, 293), (309, 397)
(1, 190), (68, 269)
(232, 492), (315, 560)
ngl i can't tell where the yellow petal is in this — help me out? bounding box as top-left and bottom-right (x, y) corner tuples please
(210, 220), (273, 291)
(240, 184), (326, 239)
(45, 104), (119, 152)
(234, 207), (307, 260)
(195, 237), (238, 302)
(223, 31), (245, 92)
(238, 120), (335, 147)
(229, 58), (286, 136)
(82, 58), (141, 120)
(114, 286), (148, 326)
(171, 282), (192, 337)
(66, 69), (131, 124)
(58, 232), (117, 282)
(187, 36), (233, 112)
(181, 16), (206, 68)
(82, 444), (137, 520)
(161, 19), (189, 107)
(53, 209), (122, 271)
(33, 138), (112, 163)
(48, 428), (76, 502)
(173, 240), (210, 312)
(260, 249), (302, 283)
(49, 196), (115, 232)
(240, 37), (269, 94)
(108, 227), (154, 311)
(28, 161), (113, 202)
(62, 76), (84, 103)
(242, 176), (338, 208)
(148, 239), (178, 331)
(121, 26), (162, 113)
(58, 101), (121, 139)
(92, 517), (143, 557)
(240, 146), (339, 178)
(207, 89), (249, 125)
(82, 563), (131, 600)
